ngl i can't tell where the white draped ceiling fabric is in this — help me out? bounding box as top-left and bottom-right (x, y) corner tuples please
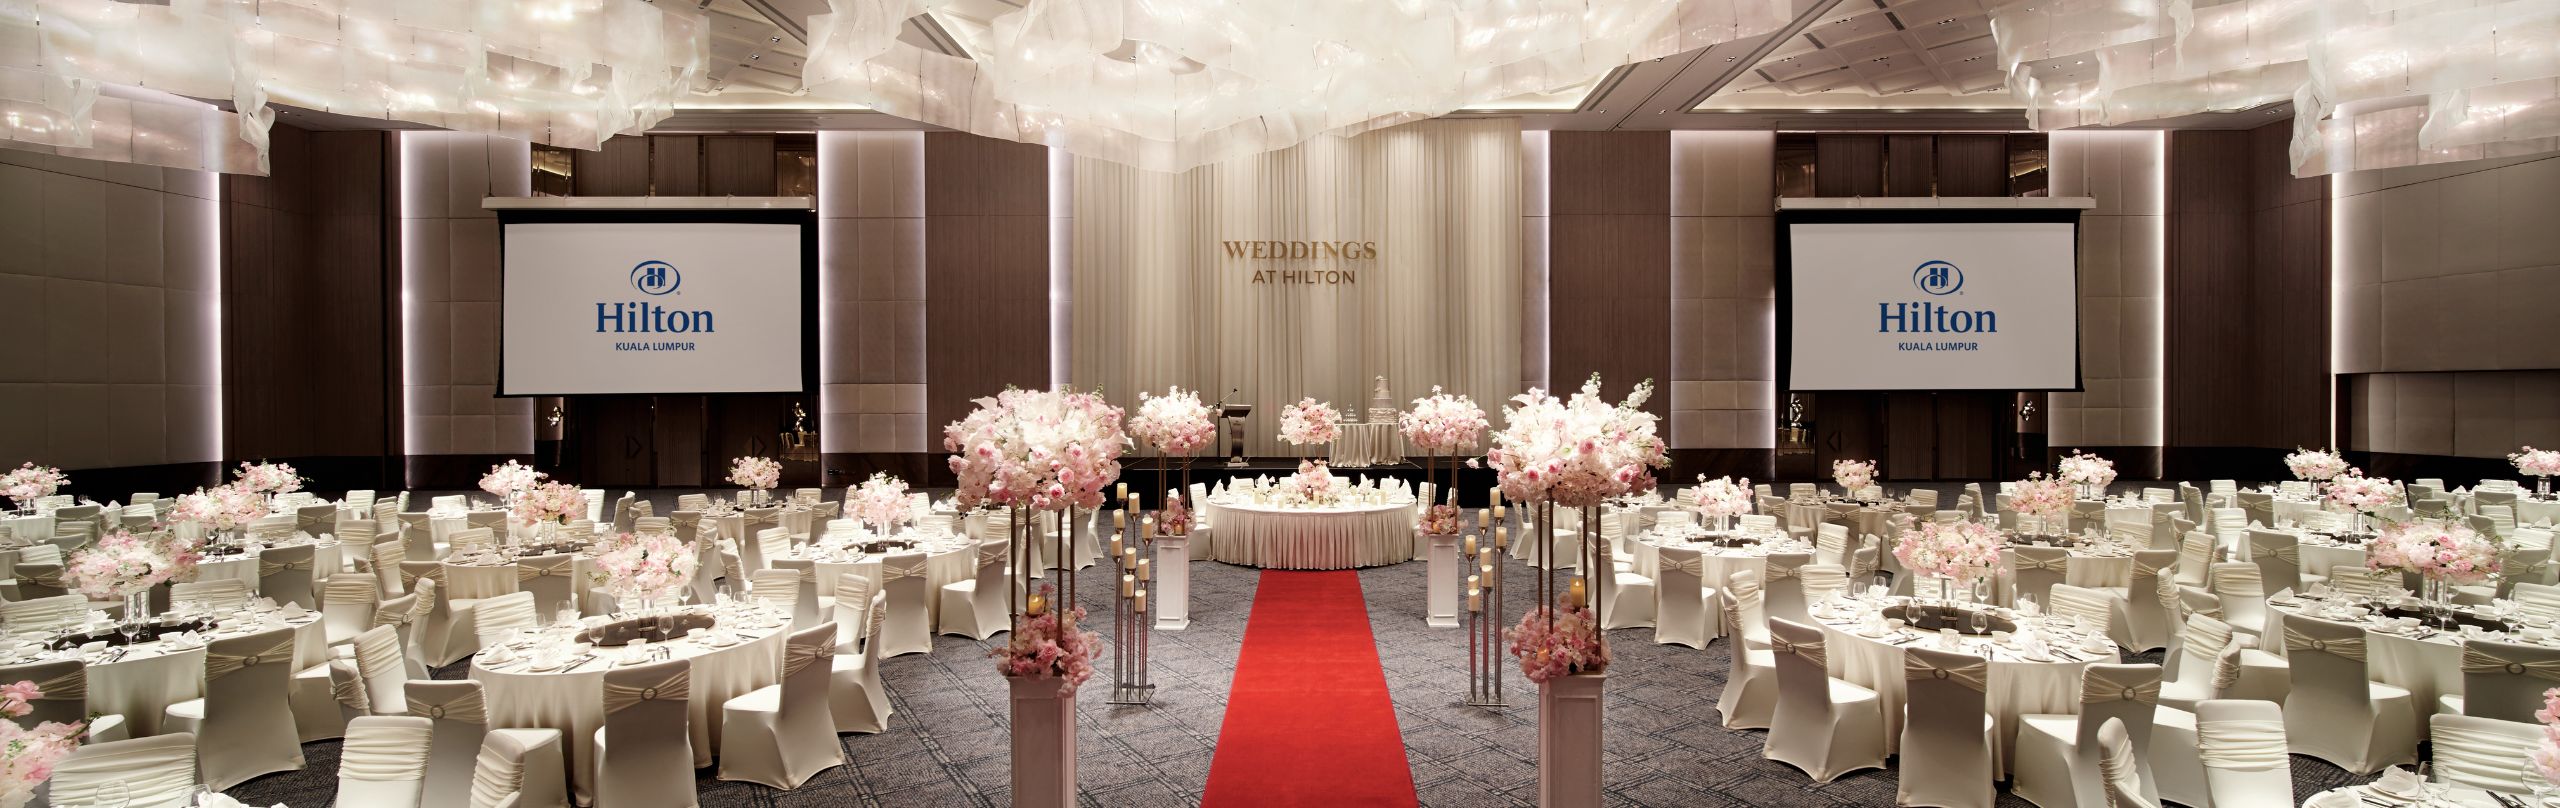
(801, 0), (1791, 172)
(1989, 0), (2560, 175)
(0, 0), (707, 174)
(1069, 118), (1521, 456)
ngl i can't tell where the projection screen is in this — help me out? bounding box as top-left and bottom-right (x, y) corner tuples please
(497, 209), (816, 396)
(1780, 210), (2082, 392)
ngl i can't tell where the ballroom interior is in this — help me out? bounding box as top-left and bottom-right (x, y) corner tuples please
(4, 0), (2560, 807)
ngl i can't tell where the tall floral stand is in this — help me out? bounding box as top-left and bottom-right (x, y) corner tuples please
(1538, 671), (1605, 807)
(1154, 533), (1190, 631)
(1425, 531), (1460, 628)
(1009, 675), (1077, 808)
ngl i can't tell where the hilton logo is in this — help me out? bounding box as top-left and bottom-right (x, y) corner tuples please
(1913, 260), (1963, 296)
(630, 260), (682, 296)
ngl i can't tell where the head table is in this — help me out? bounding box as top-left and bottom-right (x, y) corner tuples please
(1202, 498), (1417, 569)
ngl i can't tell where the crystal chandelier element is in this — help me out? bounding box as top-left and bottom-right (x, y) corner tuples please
(0, 0), (709, 174)
(1988, 0), (2560, 175)
(801, 0), (1791, 171)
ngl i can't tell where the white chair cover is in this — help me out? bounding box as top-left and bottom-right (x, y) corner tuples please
(2122, 549), (2178, 652)
(1652, 546), (1711, 649)
(2453, 640), (2560, 722)
(748, 569), (801, 617)
(471, 591), (539, 650)
(1759, 552), (1814, 625)
(2245, 529), (2302, 593)
(830, 594), (894, 733)
(2207, 563), (2268, 640)
(513, 553), (580, 623)
(409, 680), (497, 808)
(1897, 647), (1994, 808)
(2007, 546), (2070, 608)
(766, 559), (824, 629)
(338, 716), (435, 808)
(937, 539), (1010, 640)
(321, 576), (380, 646)
(2429, 713), (2541, 795)
(830, 572), (881, 651)
(1717, 569), (1775, 729)
(718, 623), (846, 788)
(591, 659), (696, 808)
(372, 541), (411, 598)
(48, 732), (197, 808)
(0, 659), (126, 742)
(877, 552), (933, 657)
(167, 626), (303, 790)
(2195, 699), (2293, 807)
(1762, 618), (1885, 783)
(2013, 663), (2162, 808)
(348, 624), (408, 715)
(1, 594), (87, 632)
(2280, 614), (2417, 773)
(2097, 718), (2155, 808)
(470, 718), (571, 808)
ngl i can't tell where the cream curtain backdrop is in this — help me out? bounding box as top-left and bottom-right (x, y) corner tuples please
(1071, 118), (1522, 458)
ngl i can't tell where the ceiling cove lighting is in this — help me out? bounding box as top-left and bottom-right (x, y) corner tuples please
(799, 0), (1793, 171)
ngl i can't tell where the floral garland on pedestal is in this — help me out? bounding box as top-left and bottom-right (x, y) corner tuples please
(1689, 475), (1753, 533)
(1400, 386), (1488, 536)
(1131, 387), (1216, 507)
(992, 584), (1100, 690)
(0, 464), (66, 513)
(1484, 374), (1666, 679)
(2056, 451), (2116, 499)
(0, 681), (83, 808)
(728, 456), (781, 505)
(1157, 492), (1191, 537)
(849, 473), (913, 535)
(587, 531), (697, 613)
(1831, 459), (1876, 495)
(1505, 602), (1607, 684)
(1277, 397), (1341, 453)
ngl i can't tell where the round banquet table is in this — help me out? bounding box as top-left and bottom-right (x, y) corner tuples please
(1630, 533), (1802, 639)
(774, 538), (975, 625)
(1811, 600), (2118, 775)
(38, 610), (329, 738)
(193, 541), (343, 590)
(2261, 597), (2508, 721)
(474, 605), (790, 806)
(1327, 423), (1404, 468)
(1203, 499), (1416, 569)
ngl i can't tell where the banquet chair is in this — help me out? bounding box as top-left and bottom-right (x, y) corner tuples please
(2515, 582), (2560, 621)
(2146, 503), (2182, 551)
(364, 588), (427, 681)
(2106, 506), (2151, 546)
(1798, 564), (1850, 606)
(742, 507), (782, 554)
(580, 490), (604, 525)
(513, 553), (580, 623)
(767, 558), (824, 629)
(322, 576), (381, 646)
(431, 495), (468, 512)
(720, 623), (845, 788)
(163, 626), (303, 790)
(749, 527), (792, 575)
(2234, 492), (2274, 531)
(2440, 639), (2560, 722)
(877, 552), (936, 656)
(940, 539), (1011, 640)
(170, 579), (250, 617)
(1601, 543), (1655, 631)
(370, 541), (412, 599)
(633, 516), (672, 536)
(748, 569), (801, 618)
(0, 593), (83, 632)
(2068, 501), (2107, 535)
(590, 658), (696, 808)
(337, 715), (435, 808)
(8, 563), (68, 601)
(2158, 614), (2288, 711)
(2047, 584), (2128, 650)
(2428, 713), (2541, 794)
(470, 716), (572, 808)
(1718, 570), (1776, 729)
(336, 519), (379, 575)
(2281, 613), (2417, 773)
(446, 527), (499, 558)
(2328, 565), (2402, 600)
(2243, 530), (2303, 594)
(471, 591), (539, 651)
(832, 572), (886, 652)
(408, 680), (565, 808)
(2196, 699), (2293, 807)
(1897, 647), (1995, 808)
(1848, 539), (1881, 585)
(295, 503), (338, 541)
(1652, 546), (1713, 649)
(831, 595), (894, 733)
(2208, 563), (2272, 642)
(1739, 514), (1778, 534)
(398, 512), (434, 564)
(2119, 549), (2179, 652)
(676, 494), (710, 512)
(2013, 663), (2160, 808)
(2096, 718), (2156, 808)
(336, 625), (409, 715)
(1758, 552), (1814, 625)
(2006, 546), (2069, 609)
(430, 562), (518, 666)
(1814, 524), (1850, 567)
(0, 659), (128, 741)
(2174, 532), (2217, 588)
(46, 732), (198, 808)
(610, 493), (637, 535)
(1761, 618), (1885, 782)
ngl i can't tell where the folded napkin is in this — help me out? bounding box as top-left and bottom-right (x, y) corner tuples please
(278, 603), (308, 619)
(2270, 588), (2295, 602)
(2371, 766), (2422, 797)
(2302, 791), (2362, 808)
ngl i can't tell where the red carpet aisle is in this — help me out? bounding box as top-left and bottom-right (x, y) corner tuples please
(1202, 570), (1419, 807)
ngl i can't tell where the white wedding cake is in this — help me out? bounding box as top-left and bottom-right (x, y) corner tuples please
(1365, 375), (1397, 423)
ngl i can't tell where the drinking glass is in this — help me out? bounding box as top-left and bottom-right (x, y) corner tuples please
(2525, 761), (2556, 807)
(1970, 608), (1990, 636)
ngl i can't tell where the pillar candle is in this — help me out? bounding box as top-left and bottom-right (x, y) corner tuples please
(1494, 504), (1505, 520)
(1138, 558), (1151, 581)
(1114, 510), (1126, 529)
(1131, 493), (1142, 513)
(1495, 525), (1507, 550)
(1463, 535), (1477, 556)
(1142, 516), (1155, 538)
(1136, 589), (1148, 613)
(1568, 577), (1586, 610)
(1110, 536), (1123, 560)
(1468, 589), (1481, 612)
(1491, 489), (1502, 508)
(1117, 483), (1128, 502)
(1478, 509), (1490, 528)
(1121, 574), (1134, 598)
(1480, 562), (1493, 578)
(1467, 573), (1479, 591)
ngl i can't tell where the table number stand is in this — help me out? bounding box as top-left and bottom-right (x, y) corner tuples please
(1108, 509), (1157, 705)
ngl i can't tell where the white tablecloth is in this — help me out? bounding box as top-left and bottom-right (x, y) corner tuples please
(2264, 601), (2467, 718)
(1328, 423), (1404, 468)
(475, 608), (789, 806)
(78, 613), (328, 737)
(194, 542), (343, 592)
(778, 542), (974, 626)
(1203, 500), (1416, 569)
(1814, 603), (2114, 775)
(1632, 538), (1791, 639)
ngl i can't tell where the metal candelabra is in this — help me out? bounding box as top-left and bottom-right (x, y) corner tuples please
(1465, 495), (1510, 708)
(1108, 504), (1156, 705)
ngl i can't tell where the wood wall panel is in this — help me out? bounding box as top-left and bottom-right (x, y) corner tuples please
(2164, 123), (2328, 453)
(649, 135), (701, 196)
(572, 136), (648, 196)
(221, 125), (397, 483)
(1935, 135), (2010, 197)
(1548, 131), (1671, 421)
(704, 135), (777, 197)
(1815, 135), (1884, 197)
(924, 133), (1050, 433)
(1885, 135), (1936, 197)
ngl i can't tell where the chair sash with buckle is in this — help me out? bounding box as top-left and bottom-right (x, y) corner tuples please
(1770, 635), (1826, 669)
(1903, 654), (1989, 692)
(2460, 646), (2560, 681)
(2283, 626), (2367, 661)
(881, 557), (929, 582)
(2013, 555), (2071, 573)
(204, 637), (299, 680)
(1660, 554), (1705, 580)
(31, 668), (85, 703)
(2082, 673), (2160, 705)
(516, 562), (577, 583)
(409, 690), (488, 724)
(781, 639), (835, 678)
(603, 669), (691, 714)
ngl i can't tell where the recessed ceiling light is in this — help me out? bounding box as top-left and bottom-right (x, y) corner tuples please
(750, 53), (761, 59)
(770, 36), (781, 43)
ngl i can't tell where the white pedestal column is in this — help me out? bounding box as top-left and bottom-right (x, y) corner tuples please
(1009, 675), (1077, 808)
(1155, 534), (1190, 630)
(1425, 532), (1460, 628)
(1537, 672), (1605, 808)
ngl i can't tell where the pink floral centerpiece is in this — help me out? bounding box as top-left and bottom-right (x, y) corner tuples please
(231, 461), (304, 496)
(2010, 473), (2075, 536)
(0, 681), (84, 808)
(942, 386), (1128, 514)
(0, 464), (66, 512)
(2369, 520), (2500, 587)
(168, 484), (269, 536)
(1398, 386), (1490, 455)
(511, 481), (584, 533)
(992, 584), (1100, 692)
(2323, 471), (2402, 523)
(64, 529), (201, 601)
(1505, 601), (1608, 683)
(2514, 446), (2560, 497)
(1894, 520), (2004, 595)
(2284, 448), (2351, 483)
(849, 472), (913, 534)
(1689, 475), (1754, 531)
(1418, 494), (1462, 535)
(480, 459), (547, 500)
(1282, 460), (1342, 507)
(728, 456), (782, 504)
(1157, 491), (1191, 536)
(1482, 374), (1666, 510)
(1277, 397), (1341, 448)
(2056, 451), (2116, 497)
(1130, 388), (1217, 458)
(1831, 459), (1876, 494)
(2534, 688), (2560, 787)
(587, 531), (698, 610)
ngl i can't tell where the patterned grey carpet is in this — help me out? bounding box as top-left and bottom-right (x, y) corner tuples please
(224, 541), (2381, 807)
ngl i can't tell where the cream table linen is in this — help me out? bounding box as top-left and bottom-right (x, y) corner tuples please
(1326, 423), (1404, 468)
(778, 541), (974, 626)
(1813, 603), (2115, 775)
(71, 612), (327, 737)
(1204, 500), (1417, 569)
(474, 608), (789, 806)
(194, 542), (343, 591)
(2263, 600), (2471, 718)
